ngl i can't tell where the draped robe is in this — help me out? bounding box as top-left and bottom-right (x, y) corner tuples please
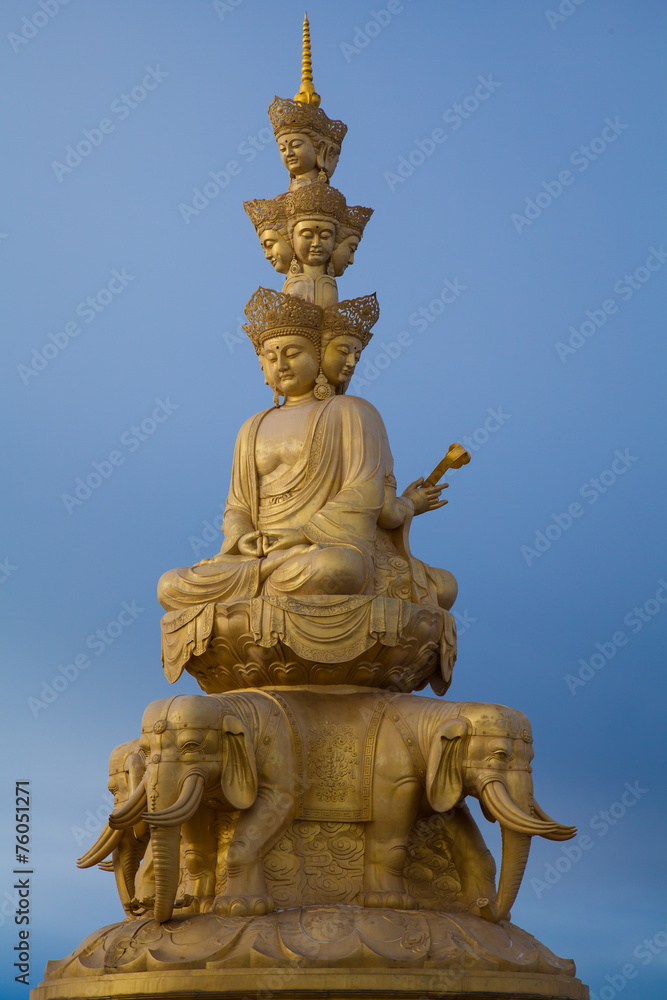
(158, 395), (448, 676)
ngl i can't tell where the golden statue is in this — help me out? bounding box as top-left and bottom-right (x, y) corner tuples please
(33, 16), (587, 1000)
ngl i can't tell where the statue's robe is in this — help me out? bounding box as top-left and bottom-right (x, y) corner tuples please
(158, 395), (448, 678)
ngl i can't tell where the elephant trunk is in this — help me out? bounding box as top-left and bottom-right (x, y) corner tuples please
(150, 823), (181, 923)
(481, 825), (532, 923)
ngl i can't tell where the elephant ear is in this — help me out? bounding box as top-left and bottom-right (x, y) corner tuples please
(220, 715), (258, 811)
(426, 718), (469, 813)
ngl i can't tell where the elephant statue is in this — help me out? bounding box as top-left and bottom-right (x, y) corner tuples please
(358, 696), (576, 921)
(107, 692), (296, 922)
(76, 738), (150, 915)
(98, 691), (575, 925)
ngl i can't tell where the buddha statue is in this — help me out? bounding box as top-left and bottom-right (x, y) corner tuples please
(158, 287), (457, 685)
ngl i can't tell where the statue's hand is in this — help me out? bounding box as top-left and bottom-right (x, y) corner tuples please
(402, 477), (449, 516)
(238, 531), (262, 557)
(262, 528), (308, 554)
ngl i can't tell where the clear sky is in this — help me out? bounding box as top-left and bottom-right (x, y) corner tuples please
(1, 1), (666, 997)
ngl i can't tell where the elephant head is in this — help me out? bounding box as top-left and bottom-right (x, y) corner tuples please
(108, 695), (258, 923)
(425, 703), (576, 922)
(76, 738), (148, 914)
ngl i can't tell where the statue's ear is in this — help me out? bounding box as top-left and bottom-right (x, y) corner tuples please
(426, 718), (469, 813)
(220, 715), (258, 810)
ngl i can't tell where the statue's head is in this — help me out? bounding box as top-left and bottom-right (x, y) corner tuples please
(292, 218), (337, 269)
(259, 229), (292, 273)
(321, 294), (380, 393)
(244, 288), (379, 402)
(269, 97), (347, 186)
(284, 184), (346, 272)
(243, 198), (293, 274)
(331, 205), (374, 276)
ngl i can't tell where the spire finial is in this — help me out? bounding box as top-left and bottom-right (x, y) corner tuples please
(294, 12), (321, 107)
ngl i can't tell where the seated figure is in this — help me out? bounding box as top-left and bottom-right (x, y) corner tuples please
(158, 289), (457, 688)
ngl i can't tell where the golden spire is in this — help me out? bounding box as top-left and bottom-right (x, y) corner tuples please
(294, 12), (321, 107)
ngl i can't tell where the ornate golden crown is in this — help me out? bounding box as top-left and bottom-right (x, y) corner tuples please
(243, 197), (287, 234)
(283, 183), (347, 227)
(243, 287), (322, 353)
(268, 96), (348, 148)
(342, 205), (374, 238)
(322, 294), (379, 348)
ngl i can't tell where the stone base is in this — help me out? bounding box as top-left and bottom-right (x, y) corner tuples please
(31, 906), (588, 1000)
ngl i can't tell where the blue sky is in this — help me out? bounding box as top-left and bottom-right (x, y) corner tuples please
(1, 1), (666, 997)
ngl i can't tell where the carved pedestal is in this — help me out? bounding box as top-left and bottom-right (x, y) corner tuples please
(31, 907), (588, 1000)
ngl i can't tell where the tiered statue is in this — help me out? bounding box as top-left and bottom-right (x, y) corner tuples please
(32, 16), (588, 1000)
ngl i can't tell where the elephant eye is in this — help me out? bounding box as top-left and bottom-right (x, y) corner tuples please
(491, 749), (510, 760)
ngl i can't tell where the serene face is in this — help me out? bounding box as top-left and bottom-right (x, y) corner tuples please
(277, 132), (318, 176)
(331, 235), (359, 276)
(292, 219), (336, 268)
(259, 229), (292, 274)
(261, 335), (319, 398)
(322, 335), (363, 389)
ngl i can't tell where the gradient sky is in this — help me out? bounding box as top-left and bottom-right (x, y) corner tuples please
(2, 2), (666, 997)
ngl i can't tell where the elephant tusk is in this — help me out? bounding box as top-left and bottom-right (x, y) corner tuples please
(142, 772), (205, 827)
(532, 797), (577, 838)
(482, 781), (577, 840)
(481, 780), (569, 838)
(76, 823), (123, 868)
(109, 781), (148, 829)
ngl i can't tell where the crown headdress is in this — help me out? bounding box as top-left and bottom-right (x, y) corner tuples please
(243, 197), (287, 234)
(322, 294), (379, 349)
(283, 183), (347, 228)
(243, 287), (322, 353)
(341, 205), (374, 239)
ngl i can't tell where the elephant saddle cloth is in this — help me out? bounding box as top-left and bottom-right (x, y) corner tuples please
(266, 690), (393, 821)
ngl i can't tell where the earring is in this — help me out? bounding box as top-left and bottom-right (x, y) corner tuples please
(314, 369), (333, 400)
(289, 255), (301, 276)
(318, 168), (328, 183)
(273, 389), (281, 407)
